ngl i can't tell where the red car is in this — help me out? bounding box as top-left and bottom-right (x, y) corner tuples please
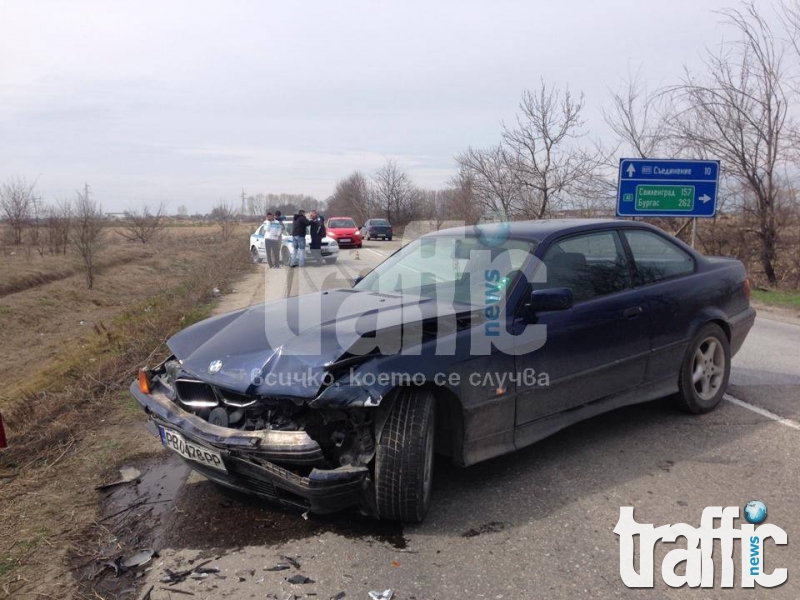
(325, 216), (362, 248)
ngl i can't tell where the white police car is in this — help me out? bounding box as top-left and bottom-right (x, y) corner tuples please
(249, 222), (339, 265)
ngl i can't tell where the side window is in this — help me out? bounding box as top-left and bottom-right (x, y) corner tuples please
(257, 225), (265, 235)
(539, 231), (631, 302)
(623, 230), (695, 285)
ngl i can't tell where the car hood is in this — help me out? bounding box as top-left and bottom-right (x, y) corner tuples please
(329, 228), (358, 235)
(167, 289), (474, 398)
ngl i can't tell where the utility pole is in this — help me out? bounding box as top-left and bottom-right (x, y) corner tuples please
(84, 182), (90, 201)
(241, 188), (246, 217)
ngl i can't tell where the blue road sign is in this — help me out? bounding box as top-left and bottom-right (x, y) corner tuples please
(617, 158), (720, 217)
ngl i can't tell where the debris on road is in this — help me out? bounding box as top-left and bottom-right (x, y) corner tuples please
(95, 466), (142, 490)
(120, 548), (156, 569)
(368, 590), (394, 600)
(286, 574), (315, 584)
(330, 592), (346, 600)
(281, 555), (302, 569)
(160, 559), (215, 585)
(265, 563), (292, 571)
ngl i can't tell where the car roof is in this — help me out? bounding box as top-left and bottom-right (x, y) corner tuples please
(327, 216), (355, 221)
(431, 218), (661, 243)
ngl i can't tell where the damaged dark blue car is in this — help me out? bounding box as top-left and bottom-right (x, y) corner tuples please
(130, 219), (755, 522)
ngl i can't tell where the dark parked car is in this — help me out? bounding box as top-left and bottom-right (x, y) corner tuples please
(131, 219), (754, 522)
(361, 218), (393, 241)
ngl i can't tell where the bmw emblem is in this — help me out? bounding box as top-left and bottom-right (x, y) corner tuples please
(208, 360), (223, 374)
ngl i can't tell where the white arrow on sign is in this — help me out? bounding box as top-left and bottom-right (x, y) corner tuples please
(626, 164), (636, 177)
(699, 194), (711, 203)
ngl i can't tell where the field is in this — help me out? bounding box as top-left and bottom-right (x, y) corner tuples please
(0, 224), (253, 599)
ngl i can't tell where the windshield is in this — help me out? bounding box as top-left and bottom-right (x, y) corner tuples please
(329, 218), (355, 228)
(355, 234), (536, 306)
(370, 219), (390, 226)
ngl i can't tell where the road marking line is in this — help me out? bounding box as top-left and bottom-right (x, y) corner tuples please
(365, 248), (387, 258)
(724, 394), (800, 431)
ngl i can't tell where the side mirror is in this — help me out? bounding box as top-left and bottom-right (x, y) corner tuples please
(529, 288), (573, 312)
(353, 275), (364, 287)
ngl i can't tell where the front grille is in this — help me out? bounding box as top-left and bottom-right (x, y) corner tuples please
(175, 379), (218, 407)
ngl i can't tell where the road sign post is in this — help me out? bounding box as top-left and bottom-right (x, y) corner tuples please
(617, 159), (720, 219)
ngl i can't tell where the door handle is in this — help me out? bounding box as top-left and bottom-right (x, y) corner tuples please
(623, 306), (643, 319)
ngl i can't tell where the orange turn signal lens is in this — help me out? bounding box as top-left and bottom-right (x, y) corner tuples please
(138, 369), (152, 395)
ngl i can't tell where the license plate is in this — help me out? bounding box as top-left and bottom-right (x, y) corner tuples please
(159, 427), (227, 472)
(339, 238), (351, 243)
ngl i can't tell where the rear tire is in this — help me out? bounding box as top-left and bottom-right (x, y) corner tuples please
(325, 258), (337, 264)
(374, 388), (436, 522)
(280, 246), (291, 265)
(675, 323), (730, 414)
(387, 235), (392, 241)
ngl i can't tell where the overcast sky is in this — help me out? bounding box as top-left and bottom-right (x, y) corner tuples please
(0, 0), (740, 213)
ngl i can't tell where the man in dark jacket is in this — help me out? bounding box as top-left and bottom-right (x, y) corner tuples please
(290, 210), (310, 267)
(308, 210), (326, 264)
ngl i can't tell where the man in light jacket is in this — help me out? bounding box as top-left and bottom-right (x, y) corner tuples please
(263, 212), (283, 268)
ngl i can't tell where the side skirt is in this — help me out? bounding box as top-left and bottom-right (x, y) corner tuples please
(513, 376), (678, 451)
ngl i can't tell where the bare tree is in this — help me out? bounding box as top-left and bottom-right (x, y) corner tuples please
(454, 146), (525, 219)
(327, 171), (372, 223)
(210, 201), (238, 241)
(371, 160), (416, 224)
(444, 170), (483, 225)
(502, 82), (597, 218)
(669, 2), (794, 286)
(604, 70), (671, 159)
(118, 202), (166, 244)
(0, 176), (36, 245)
(45, 199), (72, 255)
(72, 185), (105, 289)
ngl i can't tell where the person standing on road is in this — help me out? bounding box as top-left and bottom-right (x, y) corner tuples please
(308, 210), (326, 264)
(263, 212), (283, 269)
(291, 210), (310, 267)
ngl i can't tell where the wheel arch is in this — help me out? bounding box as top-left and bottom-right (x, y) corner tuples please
(373, 384), (465, 466)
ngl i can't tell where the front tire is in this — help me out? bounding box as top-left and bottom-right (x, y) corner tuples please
(675, 323), (730, 414)
(280, 246), (291, 265)
(250, 246), (261, 263)
(374, 388), (436, 522)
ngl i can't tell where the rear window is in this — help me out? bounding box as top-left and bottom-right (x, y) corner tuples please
(623, 230), (695, 285)
(329, 218), (355, 228)
(370, 219), (390, 226)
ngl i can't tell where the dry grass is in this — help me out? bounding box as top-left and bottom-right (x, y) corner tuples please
(0, 225), (253, 599)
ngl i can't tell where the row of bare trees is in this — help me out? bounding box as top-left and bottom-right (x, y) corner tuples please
(333, 1), (798, 287)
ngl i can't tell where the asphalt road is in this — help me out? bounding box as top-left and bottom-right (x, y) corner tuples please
(130, 239), (800, 600)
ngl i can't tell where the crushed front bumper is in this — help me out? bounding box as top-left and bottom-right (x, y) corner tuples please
(129, 382), (370, 514)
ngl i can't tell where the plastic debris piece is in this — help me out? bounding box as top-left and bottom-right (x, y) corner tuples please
(195, 566), (220, 574)
(368, 590), (394, 600)
(286, 574), (315, 584)
(330, 592), (346, 600)
(282, 555), (301, 569)
(95, 467), (142, 490)
(265, 564), (291, 571)
(121, 548), (156, 569)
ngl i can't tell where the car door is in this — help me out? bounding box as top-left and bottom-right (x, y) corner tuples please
(619, 228), (700, 384)
(254, 224), (266, 256)
(513, 229), (651, 428)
